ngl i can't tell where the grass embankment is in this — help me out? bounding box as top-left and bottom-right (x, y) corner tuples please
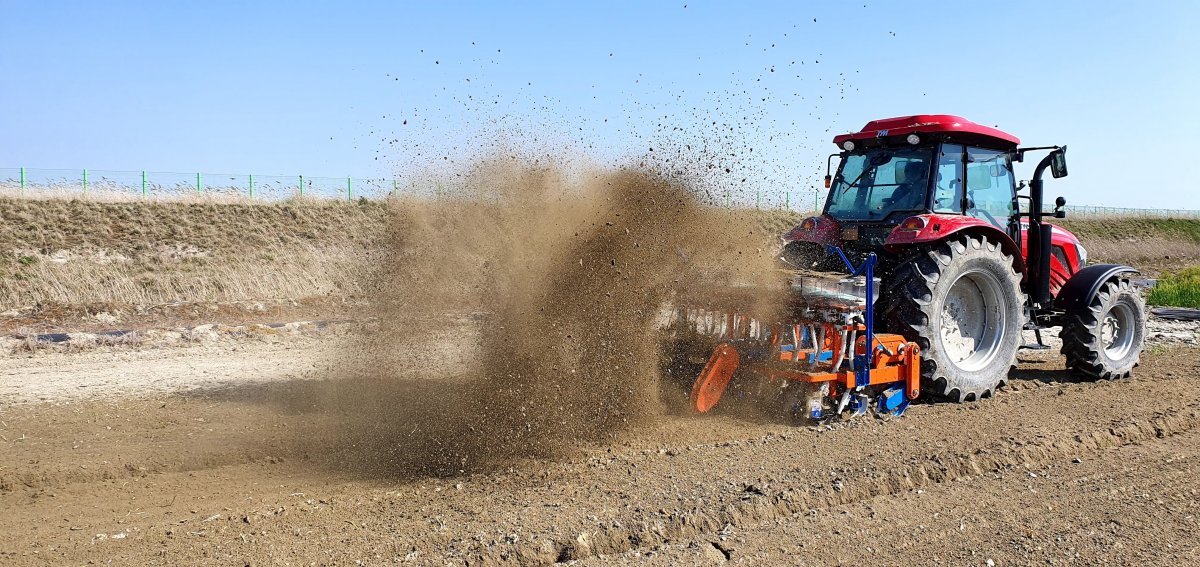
(0, 198), (799, 330)
(760, 214), (1200, 272)
(0, 197), (390, 315)
(1059, 218), (1200, 241)
(1057, 217), (1200, 271)
(1, 195), (1197, 326)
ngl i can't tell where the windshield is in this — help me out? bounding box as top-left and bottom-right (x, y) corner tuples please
(825, 147), (935, 220)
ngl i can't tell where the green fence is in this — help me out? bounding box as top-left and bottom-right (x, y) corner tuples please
(1052, 204), (1200, 218)
(2, 166), (1194, 217)
(0, 167), (825, 211)
(2, 168), (825, 212)
(0, 167), (418, 202)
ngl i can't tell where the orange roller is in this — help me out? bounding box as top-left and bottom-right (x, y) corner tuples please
(690, 342), (740, 413)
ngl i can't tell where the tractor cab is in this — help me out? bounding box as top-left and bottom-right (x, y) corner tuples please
(824, 142), (1017, 232)
(814, 115), (1024, 249)
(783, 115), (1069, 275)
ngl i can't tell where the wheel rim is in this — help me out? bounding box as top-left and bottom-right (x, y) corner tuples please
(1101, 302), (1136, 360)
(939, 270), (1008, 372)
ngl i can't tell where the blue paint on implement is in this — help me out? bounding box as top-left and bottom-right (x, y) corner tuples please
(877, 386), (909, 416)
(779, 344), (834, 362)
(824, 246), (914, 417)
(825, 246), (883, 390)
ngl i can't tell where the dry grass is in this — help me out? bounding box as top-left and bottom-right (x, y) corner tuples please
(0, 197), (390, 311)
(0, 192), (1193, 319)
(0, 187), (279, 205)
(0, 196), (801, 315)
(1057, 218), (1200, 271)
(0, 242), (368, 307)
(0, 196), (389, 254)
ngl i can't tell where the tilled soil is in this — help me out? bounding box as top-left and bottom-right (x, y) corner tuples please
(1, 339), (1197, 565)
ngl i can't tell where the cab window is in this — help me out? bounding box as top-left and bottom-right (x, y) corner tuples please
(824, 147), (934, 220)
(965, 147), (1015, 228)
(933, 144), (964, 213)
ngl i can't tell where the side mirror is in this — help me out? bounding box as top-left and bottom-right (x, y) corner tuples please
(1050, 146), (1068, 178)
(1054, 196), (1067, 218)
(824, 174), (832, 189)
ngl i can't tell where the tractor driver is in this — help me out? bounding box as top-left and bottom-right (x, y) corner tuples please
(886, 160), (929, 211)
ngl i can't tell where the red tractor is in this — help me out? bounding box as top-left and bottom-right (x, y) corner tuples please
(780, 115), (1145, 402)
(681, 115), (1146, 419)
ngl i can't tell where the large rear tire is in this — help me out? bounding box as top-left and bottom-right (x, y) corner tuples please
(1060, 278), (1145, 379)
(882, 234), (1024, 402)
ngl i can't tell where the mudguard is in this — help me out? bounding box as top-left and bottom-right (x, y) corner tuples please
(1053, 264), (1139, 311)
(884, 214), (1027, 274)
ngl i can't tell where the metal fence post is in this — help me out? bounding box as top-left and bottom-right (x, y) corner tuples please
(196, 172), (202, 194)
(392, 179), (398, 197)
(785, 191), (789, 210)
(299, 175), (304, 197)
(141, 170), (147, 198)
(347, 176), (352, 201)
(249, 174), (254, 199)
(83, 169), (88, 195)
(19, 167), (25, 194)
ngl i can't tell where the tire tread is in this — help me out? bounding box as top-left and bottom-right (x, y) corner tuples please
(882, 234), (1022, 402)
(1060, 279), (1144, 379)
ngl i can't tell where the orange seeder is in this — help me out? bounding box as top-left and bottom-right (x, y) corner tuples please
(683, 248), (921, 420)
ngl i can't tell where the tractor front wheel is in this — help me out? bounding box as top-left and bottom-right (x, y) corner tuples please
(1060, 279), (1145, 379)
(882, 234), (1024, 402)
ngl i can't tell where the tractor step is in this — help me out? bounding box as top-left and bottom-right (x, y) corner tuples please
(1019, 328), (1052, 350)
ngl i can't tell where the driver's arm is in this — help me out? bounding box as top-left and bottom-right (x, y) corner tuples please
(899, 183), (924, 209)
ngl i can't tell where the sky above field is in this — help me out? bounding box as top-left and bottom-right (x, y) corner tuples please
(2, 1), (1198, 209)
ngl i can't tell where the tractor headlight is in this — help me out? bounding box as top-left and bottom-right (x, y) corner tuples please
(906, 134), (921, 145)
(1075, 242), (1088, 266)
(842, 140), (856, 151)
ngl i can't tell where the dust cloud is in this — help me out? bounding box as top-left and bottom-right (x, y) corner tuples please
(296, 159), (785, 477)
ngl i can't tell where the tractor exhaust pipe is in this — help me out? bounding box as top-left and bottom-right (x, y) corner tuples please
(1026, 146), (1067, 306)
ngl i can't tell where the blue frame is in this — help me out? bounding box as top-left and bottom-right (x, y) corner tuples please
(824, 245), (877, 387)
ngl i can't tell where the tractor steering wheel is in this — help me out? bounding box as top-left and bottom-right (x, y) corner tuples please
(969, 207), (1001, 228)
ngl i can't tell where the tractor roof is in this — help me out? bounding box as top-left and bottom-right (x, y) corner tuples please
(832, 115), (1020, 150)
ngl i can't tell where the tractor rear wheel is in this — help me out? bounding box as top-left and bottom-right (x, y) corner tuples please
(882, 234), (1024, 402)
(1060, 278), (1145, 379)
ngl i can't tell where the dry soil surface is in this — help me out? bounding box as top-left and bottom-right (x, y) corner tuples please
(1, 335), (1198, 566)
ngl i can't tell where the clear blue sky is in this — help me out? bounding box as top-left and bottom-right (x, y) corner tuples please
(2, 1), (1197, 208)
